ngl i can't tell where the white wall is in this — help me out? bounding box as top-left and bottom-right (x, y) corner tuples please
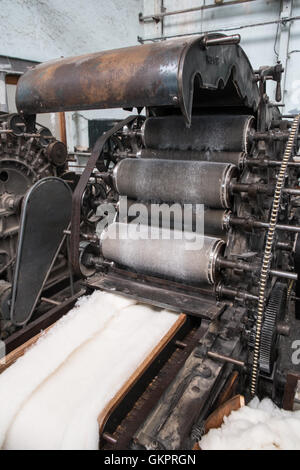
(0, 0), (143, 150)
(1, 0), (300, 150)
(0, 0), (142, 62)
(142, 0), (300, 114)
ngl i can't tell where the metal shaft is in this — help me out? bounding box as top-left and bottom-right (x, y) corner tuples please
(231, 182), (300, 197)
(207, 351), (245, 368)
(246, 158), (300, 168)
(139, 2), (254, 22)
(218, 256), (297, 280)
(217, 284), (259, 301)
(230, 215), (300, 233)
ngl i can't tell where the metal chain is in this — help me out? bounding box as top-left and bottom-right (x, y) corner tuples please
(250, 113), (300, 396)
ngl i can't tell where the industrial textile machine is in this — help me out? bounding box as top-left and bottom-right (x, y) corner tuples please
(4, 34), (300, 449)
(0, 112), (71, 336)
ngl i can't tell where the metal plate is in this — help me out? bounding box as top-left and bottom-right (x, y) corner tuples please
(10, 177), (72, 325)
(84, 271), (226, 321)
(16, 37), (259, 125)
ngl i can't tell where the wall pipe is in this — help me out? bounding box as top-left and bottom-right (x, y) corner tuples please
(139, 0), (256, 23)
(138, 14), (300, 43)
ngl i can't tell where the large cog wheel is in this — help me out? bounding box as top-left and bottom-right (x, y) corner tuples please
(259, 281), (287, 375)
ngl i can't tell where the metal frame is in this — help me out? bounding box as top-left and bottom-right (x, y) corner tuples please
(139, 0), (256, 23)
(138, 14), (300, 44)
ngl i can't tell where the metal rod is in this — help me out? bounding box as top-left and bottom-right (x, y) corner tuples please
(138, 15), (300, 44)
(217, 284), (259, 301)
(269, 269), (297, 280)
(230, 215), (300, 233)
(63, 229), (97, 242)
(59, 112), (67, 147)
(139, 0), (256, 22)
(282, 188), (300, 196)
(68, 152), (92, 157)
(218, 257), (255, 272)
(102, 432), (117, 445)
(207, 351), (245, 368)
(246, 159), (300, 168)
(270, 161), (300, 168)
(218, 256), (297, 280)
(254, 221), (300, 233)
(277, 242), (293, 251)
(231, 182), (300, 197)
(30, 229), (69, 320)
(250, 131), (295, 142)
(203, 34), (241, 46)
(23, 133), (54, 139)
(66, 236), (75, 297)
(230, 182), (273, 195)
(0, 256), (15, 275)
(40, 297), (62, 306)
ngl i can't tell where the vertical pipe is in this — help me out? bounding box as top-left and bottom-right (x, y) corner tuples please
(0, 72), (8, 113)
(59, 112), (67, 146)
(277, 0), (293, 106)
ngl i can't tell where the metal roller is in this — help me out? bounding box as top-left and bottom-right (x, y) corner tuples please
(142, 115), (254, 153)
(113, 159), (236, 208)
(118, 198), (230, 236)
(138, 149), (245, 168)
(100, 222), (225, 285)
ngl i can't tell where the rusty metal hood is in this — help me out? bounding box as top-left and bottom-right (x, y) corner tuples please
(16, 36), (259, 125)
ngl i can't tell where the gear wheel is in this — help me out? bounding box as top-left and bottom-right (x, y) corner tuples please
(0, 114), (67, 288)
(259, 281), (287, 375)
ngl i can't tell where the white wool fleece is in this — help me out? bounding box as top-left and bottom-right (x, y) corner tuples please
(4, 304), (178, 450)
(200, 397), (300, 450)
(0, 291), (137, 448)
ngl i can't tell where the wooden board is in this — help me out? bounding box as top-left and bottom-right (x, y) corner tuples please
(0, 326), (52, 374)
(5, 292), (83, 354)
(193, 394), (245, 450)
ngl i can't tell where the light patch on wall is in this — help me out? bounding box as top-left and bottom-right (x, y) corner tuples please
(288, 80), (300, 114)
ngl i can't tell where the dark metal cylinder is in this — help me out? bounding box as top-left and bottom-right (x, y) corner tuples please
(113, 159), (236, 208)
(138, 148), (246, 167)
(142, 115), (254, 153)
(118, 198), (230, 236)
(100, 222), (225, 285)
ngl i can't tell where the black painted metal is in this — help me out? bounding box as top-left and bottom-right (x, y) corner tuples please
(10, 178), (72, 325)
(139, 148), (245, 167)
(84, 271), (226, 320)
(143, 115), (253, 152)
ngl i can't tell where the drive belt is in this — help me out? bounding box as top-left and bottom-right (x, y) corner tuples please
(70, 115), (137, 276)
